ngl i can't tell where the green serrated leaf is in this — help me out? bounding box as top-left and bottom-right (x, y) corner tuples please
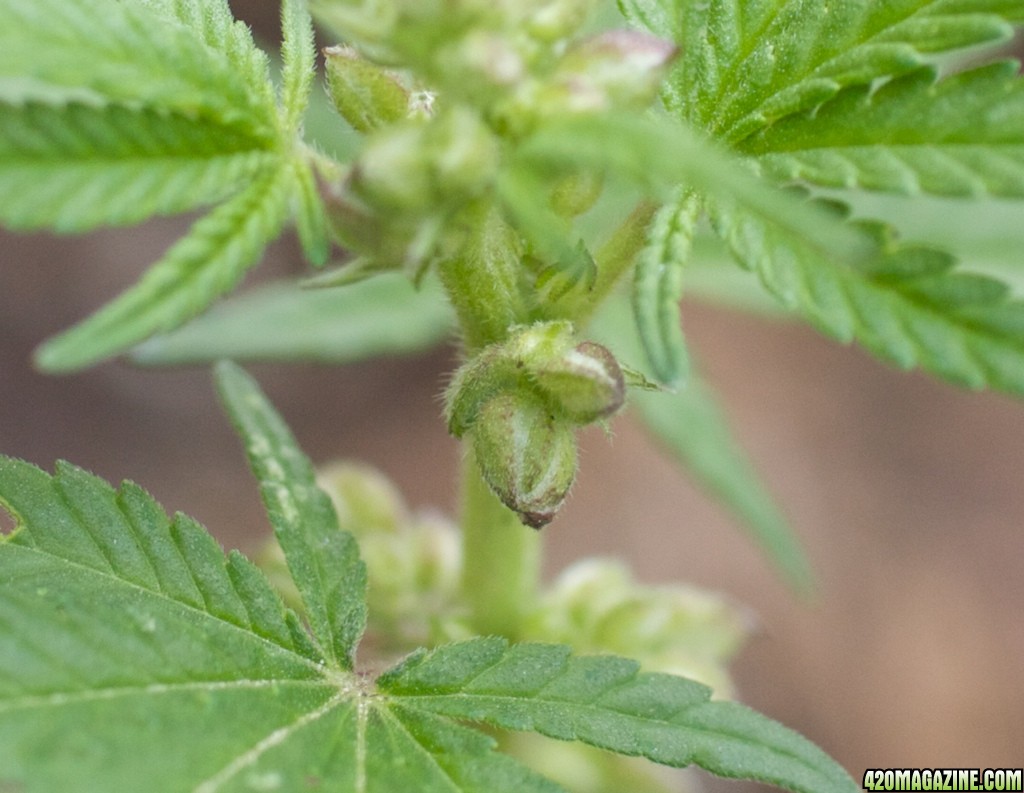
(836, 193), (1024, 296)
(141, 0), (274, 101)
(593, 298), (813, 592)
(380, 637), (857, 793)
(0, 456), (323, 681)
(685, 231), (796, 315)
(279, 0), (316, 134)
(616, 0), (678, 39)
(35, 163), (295, 372)
(131, 274), (453, 366)
(742, 62), (1024, 198)
(214, 361), (367, 670)
(0, 0), (286, 235)
(367, 706), (566, 793)
(632, 191), (700, 386)
(0, 101), (276, 232)
(0, 456), (558, 792)
(668, 0), (1018, 143)
(711, 197), (1024, 394)
(0, 0), (275, 134)
(292, 157), (332, 266)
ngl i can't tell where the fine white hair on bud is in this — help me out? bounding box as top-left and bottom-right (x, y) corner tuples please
(470, 391), (578, 528)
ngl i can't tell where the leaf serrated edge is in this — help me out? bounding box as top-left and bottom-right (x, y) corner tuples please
(34, 161), (295, 372)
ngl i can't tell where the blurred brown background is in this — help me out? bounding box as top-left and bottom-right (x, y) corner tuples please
(2, 2), (1023, 788)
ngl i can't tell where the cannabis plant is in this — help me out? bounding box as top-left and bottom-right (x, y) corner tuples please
(2, 0), (1023, 790)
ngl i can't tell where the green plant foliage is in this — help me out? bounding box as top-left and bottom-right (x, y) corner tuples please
(379, 637), (857, 793)
(131, 275), (454, 365)
(712, 198), (1024, 393)
(513, 114), (868, 264)
(642, 0), (1020, 139)
(0, 0), (275, 126)
(632, 191), (700, 385)
(840, 194), (1024, 294)
(279, 0), (318, 135)
(279, 0), (333, 266)
(292, 155), (334, 266)
(35, 165), (296, 372)
(617, 0), (1024, 396)
(215, 361), (368, 669)
(2, 0), (335, 370)
(0, 453), (548, 792)
(140, 0), (277, 105)
(0, 458), (329, 791)
(0, 103), (276, 232)
(7, 0), (1024, 786)
(0, 0), (281, 232)
(743, 63), (1024, 198)
(0, 366), (855, 793)
(594, 298), (813, 592)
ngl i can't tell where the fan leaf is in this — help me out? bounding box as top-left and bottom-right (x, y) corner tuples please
(742, 62), (1024, 198)
(665, 0), (1019, 141)
(380, 637), (857, 793)
(215, 361), (367, 670)
(35, 163), (295, 372)
(711, 198), (1024, 394)
(0, 101), (276, 232)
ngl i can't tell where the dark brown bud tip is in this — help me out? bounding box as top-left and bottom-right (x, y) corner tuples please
(519, 509), (556, 530)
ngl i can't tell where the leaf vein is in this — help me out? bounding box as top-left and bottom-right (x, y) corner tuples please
(192, 690), (352, 793)
(0, 678), (332, 715)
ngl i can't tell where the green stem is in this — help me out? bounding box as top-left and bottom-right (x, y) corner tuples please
(459, 447), (541, 637)
(437, 202), (531, 350)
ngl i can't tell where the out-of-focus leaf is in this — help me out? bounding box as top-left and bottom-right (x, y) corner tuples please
(132, 274), (454, 366)
(594, 297), (813, 592)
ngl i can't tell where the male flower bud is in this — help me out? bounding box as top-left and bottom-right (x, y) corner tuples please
(319, 178), (419, 269)
(351, 124), (435, 212)
(444, 346), (520, 439)
(470, 391), (578, 529)
(505, 322), (625, 424)
(527, 559), (750, 696)
(351, 108), (498, 214)
(549, 169), (603, 218)
(436, 30), (525, 99)
(532, 340), (624, 424)
(429, 107), (500, 200)
(555, 29), (678, 112)
(524, 0), (597, 43)
(324, 45), (410, 133)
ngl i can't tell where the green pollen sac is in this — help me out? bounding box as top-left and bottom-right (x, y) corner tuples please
(350, 108), (499, 215)
(350, 124), (436, 212)
(549, 169), (604, 218)
(446, 322), (626, 437)
(524, 0), (597, 43)
(324, 45), (411, 134)
(470, 391), (578, 529)
(444, 346), (521, 439)
(505, 322), (625, 423)
(531, 340), (625, 424)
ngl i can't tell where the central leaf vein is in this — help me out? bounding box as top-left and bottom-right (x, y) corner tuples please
(0, 678), (332, 715)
